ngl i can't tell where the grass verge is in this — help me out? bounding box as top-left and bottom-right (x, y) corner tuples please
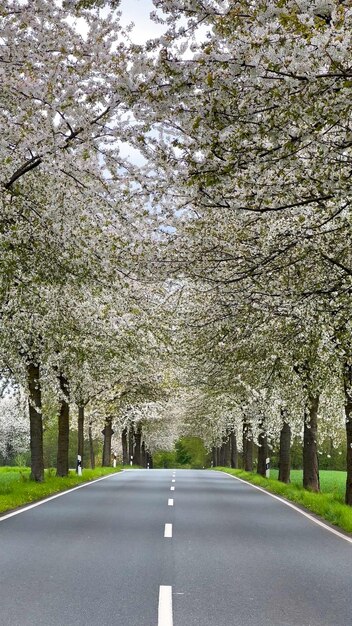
(214, 467), (352, 535)
(0, 466), (123, 515)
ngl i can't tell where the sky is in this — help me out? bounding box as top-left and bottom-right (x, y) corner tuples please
(119, 0), (166, 43)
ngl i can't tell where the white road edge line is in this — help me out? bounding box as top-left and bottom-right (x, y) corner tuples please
(0, 471), (122, 523)
(168, 498), (174, 506)
(170, 486), (175, 491)
(158, 586), (173, 626)
(164, 523), (173, 538)
(220, 471), (352, 545)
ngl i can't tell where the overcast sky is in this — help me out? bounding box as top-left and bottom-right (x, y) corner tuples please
(119, 0), (166, 43)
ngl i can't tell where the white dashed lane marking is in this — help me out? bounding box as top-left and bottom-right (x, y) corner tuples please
(158, 586), (173, 626)
(164, 523), (173, 538)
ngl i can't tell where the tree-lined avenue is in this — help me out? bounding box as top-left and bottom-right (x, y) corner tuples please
(0, 470), (351, 626)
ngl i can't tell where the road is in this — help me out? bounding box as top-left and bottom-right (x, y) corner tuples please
(0, 469), (351, 626)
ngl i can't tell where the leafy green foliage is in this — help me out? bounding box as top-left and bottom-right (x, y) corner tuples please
(154, 437), (209, 468)
(175, 439), (192, 465)
(176, 437), (208, 468)
(153, 450), (177, 468)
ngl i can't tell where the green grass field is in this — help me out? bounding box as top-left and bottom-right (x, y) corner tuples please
(270, 469), (347, 501)
(215, 467), (352, 534)
(0, 466), (123, 515)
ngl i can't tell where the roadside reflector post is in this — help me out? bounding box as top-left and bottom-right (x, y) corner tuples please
(113, 453), (117, 468)
(265, 457), (270, 478)
(130, 455), (133, 467)
(77, 454), (82, 476)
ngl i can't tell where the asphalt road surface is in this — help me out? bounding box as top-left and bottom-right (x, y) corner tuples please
(1, 469), (352, 626)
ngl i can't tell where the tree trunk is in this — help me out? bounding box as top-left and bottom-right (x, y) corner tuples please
(230, 431), (238, 468)
(216, 446), (221, 466)
(122, 426), (128, 465)
(128, 422), (134, 464)
(241, 437), (246, 470)
(303, 394), (320, 492)
(89, 420), (95, 469)
(243, 417), (253, 472)
(344, 364), (352, 505)
(141, 441), (146, 468)
(245, 439), (253, 472)
(212, 446), (217, 467)
(27, 363), (44, 482)
(278, 420), (291, 483)
(102, 416), (113, 466)
(225, 432), (231, 466)
(146, 450), (153, 469)
(219, 440), (225, 466)
(242, 419), (247, 469)
(223, 433), (231, 466)
(77, 404), (84, 471)
(134, 423), (142, 466)
(56, 374), (70, 477)
(257, 424), (268, 477)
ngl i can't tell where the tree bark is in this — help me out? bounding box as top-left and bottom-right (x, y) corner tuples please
(27, 362), (44, 482)
(219, 440), (225, 466)
(77, 404), (84, 471)
(102, 416), (113, 466)
(121, 426), (128, 465)
(128, 422), (134, 464)
(56, 374), (70, 477)
(257, 423), (268, 477)
(303, 394), (320, 492)
(216, 446), (221, 466)
(230, 431), (238, 468)
(146, 450), (153, 469)
(89, 420), (95, 469)
(134, 423), (142, 466)
(141, 441), (146, 468)
(278, 420), (291, 483)
(212, 446), (217, 467)
(222, 432), (231, 466)
(243, 417), (253, 472)
(343, 363), (352, 505)
(242, 419), (247, 469)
